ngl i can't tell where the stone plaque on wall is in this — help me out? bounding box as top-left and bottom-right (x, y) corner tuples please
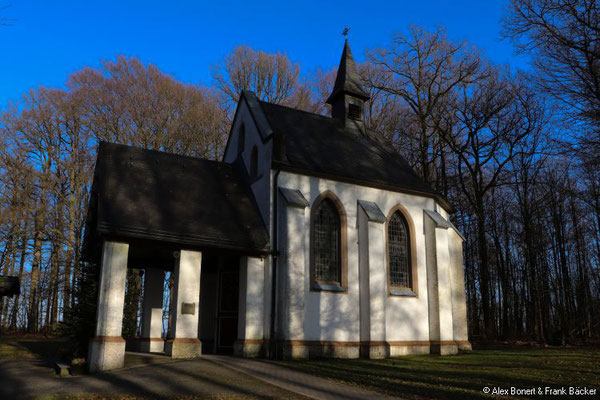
(181, 302), (195, 315)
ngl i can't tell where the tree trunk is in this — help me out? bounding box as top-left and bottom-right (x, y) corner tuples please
(10, 226), (28, 331)
(476, 204), (494, 340)
(28, 214), (43, 333)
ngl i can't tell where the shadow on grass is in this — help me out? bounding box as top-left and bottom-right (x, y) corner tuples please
(14, 337), (70, 363)
(279, 360), (541, 399)
(278, 348), (600, 400)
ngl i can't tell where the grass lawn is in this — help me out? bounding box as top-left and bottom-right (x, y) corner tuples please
(0, 334), (70, 360)
(278, 346), (600, 399)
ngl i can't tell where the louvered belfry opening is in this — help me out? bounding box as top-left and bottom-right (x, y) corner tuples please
(313, 198), (341, 283)
(348, 103), (362, 120)
(389, 211), (411, 288)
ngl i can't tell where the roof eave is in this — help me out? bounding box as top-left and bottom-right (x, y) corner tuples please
(325, 88), (371, 105)
(272, 162), (455, 213)
(96, 223), (270, 256)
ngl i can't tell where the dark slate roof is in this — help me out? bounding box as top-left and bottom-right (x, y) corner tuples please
(88, 142), (269, 254)
(243, 91), (273, 140)
(326, 39), (370, 103)
(261, 101), (452, 211)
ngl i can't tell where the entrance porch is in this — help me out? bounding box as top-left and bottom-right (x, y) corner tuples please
(88, 239), (268, 372)
(81, 143), (271, 372)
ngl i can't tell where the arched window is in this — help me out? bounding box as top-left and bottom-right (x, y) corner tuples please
(237, 123), (245, 154)
(250, 146), (258, 179)
(310, 192), (347, 291)
(387, 207), (416, 295)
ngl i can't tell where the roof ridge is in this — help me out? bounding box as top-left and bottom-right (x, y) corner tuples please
(260, 100), (416, 173)
(256, 102), (416, 172)
(100, 141), (228, 167)
(258, 100), (339, 124)
(241, 91), (273, 139)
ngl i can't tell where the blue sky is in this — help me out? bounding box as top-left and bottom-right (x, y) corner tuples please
(0, 0), (527, 106)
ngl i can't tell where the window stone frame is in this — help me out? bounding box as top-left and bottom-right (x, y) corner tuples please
(386, 204), (418, 297)
(309, 191), (348, 293)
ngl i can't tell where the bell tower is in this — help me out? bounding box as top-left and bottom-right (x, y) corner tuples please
(326, 39), (371, 133)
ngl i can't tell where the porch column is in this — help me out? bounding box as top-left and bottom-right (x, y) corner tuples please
(235, 256), (266, 357)
(424, 210), (458, 355)
(140, 268), (165, 353)
(278, 188), (309, 359)
(88, 241), (129, 372)
(165, 250), (202, 358)
(358, 200), (387, 358)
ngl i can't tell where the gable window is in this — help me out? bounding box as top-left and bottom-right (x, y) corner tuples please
(237, 123), (245, 155)
(310, 192), (347, 292)
(387, 206), (417, 296)
(250, 146), (258, 179)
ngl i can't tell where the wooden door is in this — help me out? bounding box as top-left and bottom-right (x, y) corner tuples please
(216, 267), (239, 354)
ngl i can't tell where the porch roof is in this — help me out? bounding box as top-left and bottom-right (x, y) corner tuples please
(83, 142), (269, 259)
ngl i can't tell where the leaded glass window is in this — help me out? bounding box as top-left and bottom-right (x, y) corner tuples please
(313, 198), (341, 283)
(389, 211), (411, 288)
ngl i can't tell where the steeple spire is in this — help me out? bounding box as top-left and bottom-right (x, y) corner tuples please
(326, 39), (370, 132)
(327, 39), (370, 104)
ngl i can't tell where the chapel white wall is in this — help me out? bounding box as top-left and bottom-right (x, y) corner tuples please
(276, 171), (437, 343)
(220, 99), (467, 352)
(223, 100), (272, 227)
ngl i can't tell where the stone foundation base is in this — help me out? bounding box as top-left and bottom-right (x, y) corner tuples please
(234, 339), (471, 359)
(387, 340), (471, 356)
(234, 340), (266, 357)
(127, 338), (165, 353)
(280, 342), (309, 359)
(359, 342), (432, 357)
(430, 341), (460, 355)
(360, 343), (388, 359)
(165, 338), (202, 359)
(388, 343), (431, 356)
(457, 340), (472, 351)
(88, 336), (126, 372)
(279, 341), (360, 359)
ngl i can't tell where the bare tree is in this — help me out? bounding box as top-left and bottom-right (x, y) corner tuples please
(503, 0), (600, 160)
(212, 46), (302, 114)
(0, 56), (230, 333)
(367, 26), (481, 184)
(69, 56), (228, 160)
(440, 70), (547, 338)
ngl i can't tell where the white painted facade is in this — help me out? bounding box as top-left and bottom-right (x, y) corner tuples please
(226, 98), (471, 358)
